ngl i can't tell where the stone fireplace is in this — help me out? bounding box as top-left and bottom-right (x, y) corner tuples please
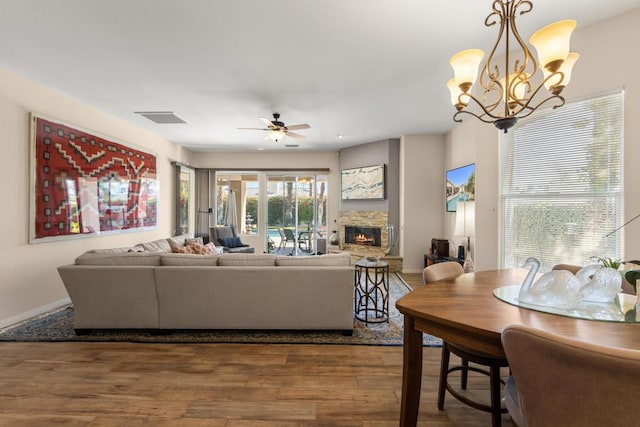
(344, 226), (382, 247)
(338, 211), (388, 255)
(332, 210), (402, 272)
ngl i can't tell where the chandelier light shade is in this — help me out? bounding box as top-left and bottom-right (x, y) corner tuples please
(447, 79), (467, 110)
(528, 19), (576, 71)
(542, 52), (579, 93)
(450, 49), (485, 93)
(447, 0), (578, 132)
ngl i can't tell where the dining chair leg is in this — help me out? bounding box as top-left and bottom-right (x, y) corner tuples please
(437, 343), (450, 410)
(490, 365), (503, 427)
(461, 359), (469, 390)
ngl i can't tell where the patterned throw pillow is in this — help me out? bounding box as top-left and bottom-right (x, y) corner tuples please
(172, 245), (190, 254)
(171, 239), (215, 255)
(175, 242), (217, 255)
(168, 239), (185, 253)
(185, 237), (204, 246)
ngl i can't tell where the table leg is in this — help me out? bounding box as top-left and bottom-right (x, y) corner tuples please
(400, 314), (423, 427)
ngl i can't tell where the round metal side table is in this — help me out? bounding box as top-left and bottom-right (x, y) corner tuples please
(354, 259), (390, 323)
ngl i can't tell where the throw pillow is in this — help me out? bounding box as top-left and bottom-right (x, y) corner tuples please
(187, 243), (206, 255)
(172, 245), (190, 254)
(231, 236), (243, 247)
(168, 239), (185, 253)
(219, 237), (238, 248)
(185, 237), (204, 246)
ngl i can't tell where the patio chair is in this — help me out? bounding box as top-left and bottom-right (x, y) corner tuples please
(282, 228), (296, 253)
(277, 227), (287, 251)
(209, 225), (254, 253)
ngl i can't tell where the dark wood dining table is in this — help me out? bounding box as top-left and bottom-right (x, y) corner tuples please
(395, 268), (640, 426)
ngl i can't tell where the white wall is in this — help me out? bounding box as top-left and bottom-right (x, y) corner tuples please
(445, 8), (640, 270)
(400, 134), (446, 272)
(0, 67), (185, 327)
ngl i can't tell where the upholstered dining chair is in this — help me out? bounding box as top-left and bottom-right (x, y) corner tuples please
(502, 324), (640, 427)
(423, 261), (508, 427)
(551, 263), (582, 275)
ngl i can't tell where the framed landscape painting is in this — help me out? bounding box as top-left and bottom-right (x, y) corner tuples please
(30, 114), (159, 243)
(341, 164), (385, 200)
(446, 163), (475, 212)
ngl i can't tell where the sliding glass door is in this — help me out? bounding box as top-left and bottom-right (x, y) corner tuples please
(266, 174), (327, 255)
(213, 171), (327, 254)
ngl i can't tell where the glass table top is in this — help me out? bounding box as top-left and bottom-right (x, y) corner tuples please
(494, 284), (640, 323)
(355, 259), (388, 268)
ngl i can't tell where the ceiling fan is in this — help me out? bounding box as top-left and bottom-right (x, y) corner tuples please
(238, 113), (310, 142)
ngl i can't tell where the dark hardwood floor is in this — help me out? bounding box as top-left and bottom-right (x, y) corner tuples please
(0, 274), (514, 425)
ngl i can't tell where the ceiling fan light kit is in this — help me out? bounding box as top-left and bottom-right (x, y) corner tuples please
(447, 0), (578, 133)
(238, 113), (310, 143)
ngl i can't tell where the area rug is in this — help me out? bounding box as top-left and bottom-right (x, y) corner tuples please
(0, 273), (442, 346)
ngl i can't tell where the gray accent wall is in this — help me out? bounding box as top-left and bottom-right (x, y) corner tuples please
(338, 138), (400, 254)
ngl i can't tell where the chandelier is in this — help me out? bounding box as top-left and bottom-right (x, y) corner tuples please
(447, 0), (578, 132)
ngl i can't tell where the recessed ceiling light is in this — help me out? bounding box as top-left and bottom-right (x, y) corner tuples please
(337, 134), (344, 139)
(257, 147), (265, 151)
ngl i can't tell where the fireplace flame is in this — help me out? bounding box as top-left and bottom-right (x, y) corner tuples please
(355, 233), (375, 245)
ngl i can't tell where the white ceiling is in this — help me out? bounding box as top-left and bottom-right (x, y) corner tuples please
(1, 0), (639, 152)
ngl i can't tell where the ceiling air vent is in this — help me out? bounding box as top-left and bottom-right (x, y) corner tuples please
(285, 144), (299, 148)
(135, 111), (187, 124)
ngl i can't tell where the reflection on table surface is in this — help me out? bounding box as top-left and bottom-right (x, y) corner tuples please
(494, 284), (640, 323)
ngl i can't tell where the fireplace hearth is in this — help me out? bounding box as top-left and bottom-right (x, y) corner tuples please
(344, 226), (381, 247)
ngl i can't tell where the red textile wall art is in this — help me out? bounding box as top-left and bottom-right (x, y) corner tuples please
(31, 115), (159, 242)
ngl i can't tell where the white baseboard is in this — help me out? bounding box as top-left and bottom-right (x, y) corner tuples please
(0, 297), (71, 330)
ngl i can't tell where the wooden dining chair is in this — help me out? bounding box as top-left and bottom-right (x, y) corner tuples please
(502, 324), (640, 427)
(423, 261), (508, 427)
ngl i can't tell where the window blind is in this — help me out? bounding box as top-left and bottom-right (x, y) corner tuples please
(500, 90), (623, 272)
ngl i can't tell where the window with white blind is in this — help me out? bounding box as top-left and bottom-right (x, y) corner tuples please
(500, 90), (623, 272)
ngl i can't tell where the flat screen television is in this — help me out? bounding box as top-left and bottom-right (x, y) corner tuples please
(446, 163), (475, 212)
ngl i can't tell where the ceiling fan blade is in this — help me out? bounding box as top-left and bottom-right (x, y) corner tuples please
(285, 124), (310, 130)
(286, 132), (305, 140)
(260, 117), (274, 127)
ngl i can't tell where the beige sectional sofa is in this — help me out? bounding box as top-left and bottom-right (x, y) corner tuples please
(57, 235), (354, 334)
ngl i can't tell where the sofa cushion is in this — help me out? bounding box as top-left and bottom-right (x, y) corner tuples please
(161, 253), (221, 266)
(140, 239), (172, 253)
(276, 253), (351, 267)
(85, 246), (139, 254)
(225, 246), (256, 254)
(218, 253), (276, 266)
(75, 252), (162, 266)
(169, 234), (192, 247)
